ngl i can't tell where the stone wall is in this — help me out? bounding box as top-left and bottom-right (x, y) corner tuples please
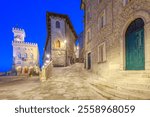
(48, 16), (76, 66)
(50, 17), (66, 66)
(65, 21), (76, 65)
(78, 32), (84, 63)
(12, 37), (39, 76)
(41, 61), (53, 81)
(84, 0), (150, 78)
(52, 50), (66, 67)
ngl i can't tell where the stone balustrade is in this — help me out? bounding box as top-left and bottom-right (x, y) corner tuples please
(40, 61), (53, 82)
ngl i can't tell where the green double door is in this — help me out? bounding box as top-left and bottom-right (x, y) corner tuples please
(126, 28), (145, 70)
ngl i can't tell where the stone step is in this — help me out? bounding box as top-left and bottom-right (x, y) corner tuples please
(91, 83), (138, 99)
(91, 83), (150, 99)
(89, 83), (123, 100)
(120, 71), (150, 78)
(105, 79), (150, 91)
(99, 77), (150, 89)
(89, 77), (150, 99)
(117, 86), (150, 96)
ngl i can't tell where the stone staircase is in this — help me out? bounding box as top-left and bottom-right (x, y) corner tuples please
(88, 71), (150, 99)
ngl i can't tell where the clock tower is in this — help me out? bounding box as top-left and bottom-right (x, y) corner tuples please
(12, 28), (25, 42)
(12, 27), (39, 76)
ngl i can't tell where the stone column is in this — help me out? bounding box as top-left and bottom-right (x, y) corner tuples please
(144, 22), (150, 70)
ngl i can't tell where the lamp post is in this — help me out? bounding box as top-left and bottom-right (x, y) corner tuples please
(43, 53), (50, 68)
(64, 40), (67, 66)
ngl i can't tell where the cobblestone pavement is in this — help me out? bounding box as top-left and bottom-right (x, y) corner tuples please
(0, 63), (106, 100)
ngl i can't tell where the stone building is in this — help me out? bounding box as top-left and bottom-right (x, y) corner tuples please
(12, 28), (39, 75)
(81, 0), (150, 78)
(76, 32), (85, 63)
(43, 12), (77, 67)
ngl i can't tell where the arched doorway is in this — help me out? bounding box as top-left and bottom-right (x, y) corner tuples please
(24, 67), (29, 74)
(125, 18), (145, 70)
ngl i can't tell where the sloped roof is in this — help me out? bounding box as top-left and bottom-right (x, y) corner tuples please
(43, 12), (78, 59)
(80, 0), (85, 9)
(46, 12), (78, 38)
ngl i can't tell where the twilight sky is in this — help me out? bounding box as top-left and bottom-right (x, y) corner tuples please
(0, 0), (84, 72)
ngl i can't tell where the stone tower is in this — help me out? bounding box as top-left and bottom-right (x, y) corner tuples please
(12, 27), (39, 75)
(43, 12), (77, 67)
(12, 28), (25, 42)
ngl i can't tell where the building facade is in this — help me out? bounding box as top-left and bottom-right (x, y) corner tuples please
(76, 32), (85, 63)
(12, 28), (39, 75)
(43, 12), (77, 67)
(81, 0), (150, 78)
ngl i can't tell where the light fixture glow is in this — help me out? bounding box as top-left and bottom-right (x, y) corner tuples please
(64, 40), (67, 44)
(46, 54), (50, 58)
(46, 60), (50, 63)
(44, 63), (47, 66)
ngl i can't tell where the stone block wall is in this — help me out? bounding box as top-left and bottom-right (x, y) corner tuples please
(41, 61), (53, 81)
(52, 50), (66, 67)
(83, 0), (150, 78)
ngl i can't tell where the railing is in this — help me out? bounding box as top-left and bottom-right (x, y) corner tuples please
(40, 61), (53, 81)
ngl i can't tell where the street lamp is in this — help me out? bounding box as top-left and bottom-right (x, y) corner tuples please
(46, 54), (50, 59)
(44, 63), (47, 66)
(64, 40), (67, 44)
(46, 60), (50, 63)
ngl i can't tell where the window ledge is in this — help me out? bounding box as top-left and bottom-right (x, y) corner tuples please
(97, 61), (107, 64)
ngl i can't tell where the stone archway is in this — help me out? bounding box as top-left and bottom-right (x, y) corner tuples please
(120, 10), (150, 70)
(16, 66), (22, 75)
(24, 68), (28, 74)
(125, 18), (145, 70)
(22, 67), (28, 74)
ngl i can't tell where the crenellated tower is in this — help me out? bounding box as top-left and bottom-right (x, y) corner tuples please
(12, 28), (25, 42)
(12, 27), (39, 75)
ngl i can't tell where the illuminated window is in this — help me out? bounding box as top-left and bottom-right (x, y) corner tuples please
(55, 40), (61, 48)
(56, 21), (60, 28)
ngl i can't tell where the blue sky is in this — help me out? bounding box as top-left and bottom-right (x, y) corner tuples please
(0, 0), (84, 72)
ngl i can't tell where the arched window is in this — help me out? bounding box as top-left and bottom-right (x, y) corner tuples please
(56, 21), (60, 28)
(24, 53), (28, 58)
(55, 40), (61, 48)
(125, 18), (144, 36)
(30, 53), (33, 59)
(18, 53), (21, 58)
